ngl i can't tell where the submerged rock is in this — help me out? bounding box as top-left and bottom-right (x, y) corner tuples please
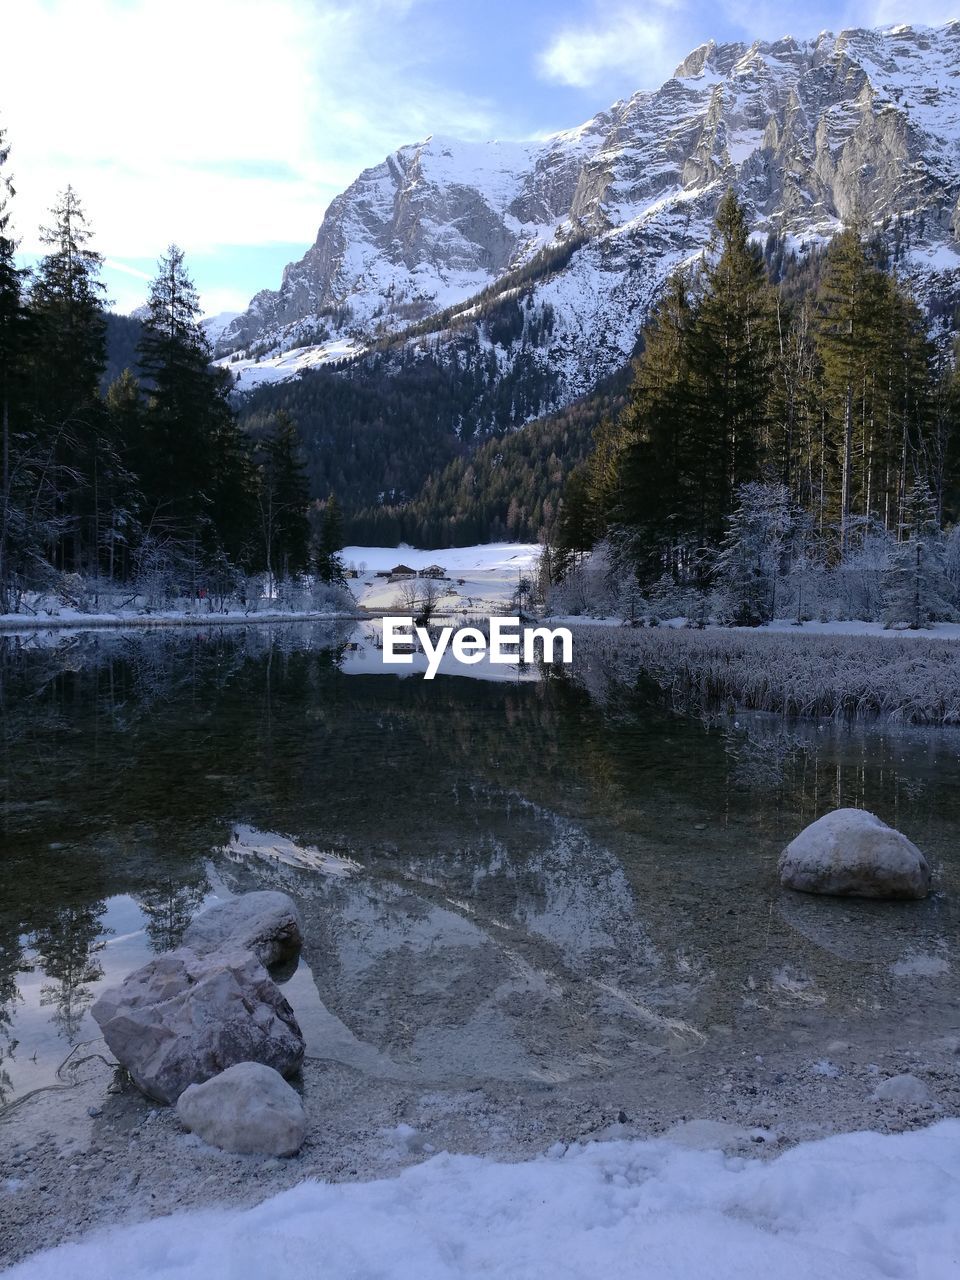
(177, 1062), (307, 1155)
(778, 808), (931, 900)
(92, 948), (305, 1105)
(183, 890), (303, 969)
(872, 1073), (933, 1106)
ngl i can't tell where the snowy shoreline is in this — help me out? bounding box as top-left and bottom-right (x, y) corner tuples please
(6, 1118), (960, 1279)
(0, 609), (360, 634)
(4, 951), (959, 1275)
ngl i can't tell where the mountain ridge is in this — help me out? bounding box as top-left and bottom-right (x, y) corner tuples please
(218, 19), (960, 411)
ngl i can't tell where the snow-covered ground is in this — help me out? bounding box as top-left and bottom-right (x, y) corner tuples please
(343, 543), (540, 574)
(0, 546), (541, 634)
(216, 336), (363, 392)
(0, 606), (351, 633)
(345, 542), (540, 618)
(8, 1121), (960, 1279)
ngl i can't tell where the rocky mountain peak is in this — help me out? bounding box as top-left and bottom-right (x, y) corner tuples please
(218, 21), (960, 421)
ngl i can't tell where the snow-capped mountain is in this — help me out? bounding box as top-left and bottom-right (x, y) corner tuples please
(218, 22), (960, 408)
(201, 310), (240, 347)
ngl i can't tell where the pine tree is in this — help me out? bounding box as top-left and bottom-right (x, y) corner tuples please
(30, 187), (106, 420)
(137, 245), (255, 564)
(0, 119), (28, 611)
(815, 228), (888, 553)
(615, 271), (699, 576)
(692, 189), (778, 511)
(314, 493), (345, 584)
(583, 416), (625, 537)
(137, 244), (212, 522)
(713, 481), (794, 625)
(555, 463), (596, 576)
(883, 478), (953, 629)
(29, 186), (109, 573)
(257, 410), (310, 590)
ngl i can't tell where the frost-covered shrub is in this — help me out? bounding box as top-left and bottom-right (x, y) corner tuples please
(944, 525), (960, 595)
(883, 538), (956, 629)
(310, 580), (356, 613)
(204, 553), (244, 612)
(883, 484), (957, 629)
(273, 576), (355, 615)
(713, 483), (793, 625)
(132, 541), (184, 609)
(547, 541), (638, 617)
(648, 573), (707, 625)
(829, 523), (895, 621)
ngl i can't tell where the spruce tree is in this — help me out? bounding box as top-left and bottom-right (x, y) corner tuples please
(29, 186), (109, 573)
(615, 271), (699, 577)
(137, 245), (255, 565)
(815, 228), (887, 553)
(0, 119), (27, 610)
(137, 244), (212, 520)
(692, 189), (778, 517)
(883, 478), (953, 628)
(256, 410), (310, 589)
(314, 493), (345, 584)
(556, 464), (596, 575)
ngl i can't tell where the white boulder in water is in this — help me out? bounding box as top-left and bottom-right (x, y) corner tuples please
(177, 1061), (307, 1155)
(92, 948), (305, 1104)
(183, 890), (303, 968)
(778, 808), (930, 900)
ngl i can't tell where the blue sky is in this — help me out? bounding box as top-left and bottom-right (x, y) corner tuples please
(5, 0), (957, 317)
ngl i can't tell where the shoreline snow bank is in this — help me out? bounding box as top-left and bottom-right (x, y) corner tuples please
(7, 1120), (960, 1279)
(0, 609), (356, 634)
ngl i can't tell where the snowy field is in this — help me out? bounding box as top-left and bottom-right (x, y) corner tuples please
(215, 337), (363, 392)
(8, 1121), (960, 1279)
(343, 542), (540, 617)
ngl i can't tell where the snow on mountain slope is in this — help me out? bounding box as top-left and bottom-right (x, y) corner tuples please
(200, 311), (240, 347)
(217, 23), (960, 406)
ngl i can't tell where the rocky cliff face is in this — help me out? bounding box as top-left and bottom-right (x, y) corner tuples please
(219, 22), (960, 412)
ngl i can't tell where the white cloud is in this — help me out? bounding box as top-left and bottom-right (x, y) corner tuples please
(3, 0), (498, 272)
(197, 288), (253, 319)
(537, 5), (681, 90)
(103, 259), (153, 281)
(867, 1), (958, 25)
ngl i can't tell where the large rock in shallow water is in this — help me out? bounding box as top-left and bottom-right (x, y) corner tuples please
(92, 948), (305, 1104)
(779, 808), (930, 900)
(177, 1061), (307, 1155)
(183, 890), (303, 968)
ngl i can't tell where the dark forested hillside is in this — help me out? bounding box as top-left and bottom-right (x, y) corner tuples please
(235, 322), (585, 531)
(347, 371), (629, 547)
(102, 310), (143, 390)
